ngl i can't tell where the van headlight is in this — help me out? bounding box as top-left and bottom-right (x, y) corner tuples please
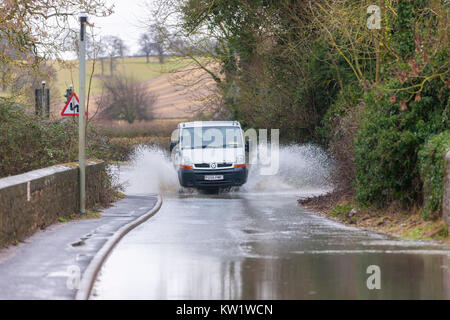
(236, 155), (245, 164)
(180, 156), (193, 169)
(181, 156), (192, 166)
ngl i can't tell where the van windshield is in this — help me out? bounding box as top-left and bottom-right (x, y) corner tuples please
(180, 127), (243, 149)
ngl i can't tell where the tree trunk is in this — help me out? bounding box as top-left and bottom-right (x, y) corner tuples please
(110, 57), (114, 76)
(1, 70), (6, 91)
(146, 54), (149, 63)
(375, 37), (380, 84)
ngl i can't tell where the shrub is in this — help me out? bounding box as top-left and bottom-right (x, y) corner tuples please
(97, 76), (157, 124)
(95, 119), (178, 138)
(0, 101), (139, 177)
(354, 77), (449, 208)
(0, 101), (78, 176)
(330, 202), (352, 216)
(318, 84), (363, 193)
(418, 130), (450, 220)
(105, 137), (164, 162)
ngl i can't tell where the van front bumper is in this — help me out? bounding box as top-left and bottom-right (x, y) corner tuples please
(178, 167), (248, 188)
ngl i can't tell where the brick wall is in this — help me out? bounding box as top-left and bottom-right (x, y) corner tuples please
(0, 161), (106, 247)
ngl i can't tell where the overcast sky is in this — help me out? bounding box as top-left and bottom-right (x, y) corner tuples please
(95, 0), (150, 54)
(66, 0), (153, 58)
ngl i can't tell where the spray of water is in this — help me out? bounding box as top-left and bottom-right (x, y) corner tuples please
(117, 144), (333, 196)
(118, 146), (179, 195)
(243, 144), (333, 195)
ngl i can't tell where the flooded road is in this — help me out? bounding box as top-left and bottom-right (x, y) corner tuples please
(92, 147), (450, 299)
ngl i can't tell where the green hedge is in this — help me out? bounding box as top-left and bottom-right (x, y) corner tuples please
(318, 84), (363, 146)
(418, 130), (450, 219)
(0, 102), (78, 177)
(354, 76), (449, 208)
(0, 101), (132, 177)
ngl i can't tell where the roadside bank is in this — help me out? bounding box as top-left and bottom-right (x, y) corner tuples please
(299, 192), (450, 245)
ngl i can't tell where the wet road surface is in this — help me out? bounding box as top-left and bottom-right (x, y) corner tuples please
(92, 192), (450, 299)
(0, 195), (158, 299)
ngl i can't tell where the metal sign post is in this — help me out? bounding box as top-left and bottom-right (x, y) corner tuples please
(35, 88), (41, 116)
(41, 81), (46, 117)
(79, 13), (88, 215)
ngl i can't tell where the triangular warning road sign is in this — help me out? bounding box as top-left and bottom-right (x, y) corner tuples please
(61, 93), (80, 116)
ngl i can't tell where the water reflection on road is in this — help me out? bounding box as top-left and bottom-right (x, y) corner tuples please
(92, 192), (450, 299)
(93, 147), (450, 299)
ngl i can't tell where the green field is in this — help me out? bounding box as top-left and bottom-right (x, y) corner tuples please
(53, 56), (193, 99)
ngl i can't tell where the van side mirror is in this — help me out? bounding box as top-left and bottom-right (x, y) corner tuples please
(170, 141), (178, 152)
(245, 140), (250, 152)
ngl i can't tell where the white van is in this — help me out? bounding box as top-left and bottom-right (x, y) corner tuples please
(170, 121), (248, 189)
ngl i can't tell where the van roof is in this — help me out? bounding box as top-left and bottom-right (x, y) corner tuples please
(178, 121), (241, 128)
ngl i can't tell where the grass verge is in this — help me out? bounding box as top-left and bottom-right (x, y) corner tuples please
(299, 192), (450, 244)
(58, 191), (126, 224)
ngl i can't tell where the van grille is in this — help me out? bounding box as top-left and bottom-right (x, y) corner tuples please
(194, 163), (209, 168)
(218, 163), (233, 168)
(194, 163), (233, 169)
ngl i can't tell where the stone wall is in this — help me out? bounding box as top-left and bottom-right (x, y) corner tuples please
(0, 161), (106, 247)
(444, 151), (450, 229)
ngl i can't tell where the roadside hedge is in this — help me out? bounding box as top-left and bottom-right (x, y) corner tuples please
(418, 130), (450, 220)
(354, 77), (449, 208)
(0, 101), (78, 176)
(0, 101), (135, 177)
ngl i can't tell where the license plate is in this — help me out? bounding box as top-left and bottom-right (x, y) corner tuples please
(204, 175), (224, 181)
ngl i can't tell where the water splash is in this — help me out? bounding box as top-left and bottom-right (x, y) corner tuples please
(243, 144), (332, 195)
(118, 146), (179, 195)
(118, 144), (332, 196)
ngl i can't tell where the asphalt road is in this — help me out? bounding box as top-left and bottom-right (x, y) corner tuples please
(91, 192), (450, 299)
(0, 195), (158, 300)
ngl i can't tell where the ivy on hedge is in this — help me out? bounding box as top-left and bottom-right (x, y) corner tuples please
(418, 130), (450, 220)
(354, 76), (449, 208)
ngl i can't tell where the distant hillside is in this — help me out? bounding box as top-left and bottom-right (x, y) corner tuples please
(53, 56), (192, 97)
(52, 56), (217, 120)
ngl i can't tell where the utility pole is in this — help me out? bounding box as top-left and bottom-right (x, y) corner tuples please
(35, 83), (50, 117)
(377, 0), (385, 85)
(79, 13), (88, 215)
(367, 4), (383, 84)
(45, 87), (50, 117)
(375, 0), (384, 84)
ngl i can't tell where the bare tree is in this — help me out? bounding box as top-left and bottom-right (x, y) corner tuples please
(71, 31), (101, 61)
(149, 24), (168, 64)
(0, 1), (112, 69)
(97, 76), (157, 124)
(8, 62), (58, 108)
(139, 1), (231, 117)
(97, 37), (107, 76)
(115, 38), (127, 58)
(103, 36), (127, 76)
(139, 33), (153, 63)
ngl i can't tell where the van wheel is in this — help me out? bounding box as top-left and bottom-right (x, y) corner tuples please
(200, 188), (220, 194)
(179, 187), (195, 194)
